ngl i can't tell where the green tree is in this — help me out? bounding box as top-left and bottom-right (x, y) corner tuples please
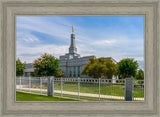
(117, 58), (139, 79)
(33, 53), (60, 77)
(16, 59), (26, 76)
(135, 69), (144, 80)
(55, 71), (65, 78)
(81, 57), (117, 79)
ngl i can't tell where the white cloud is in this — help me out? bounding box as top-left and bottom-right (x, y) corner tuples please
(91, 40), (116, 45)
(16, 31), (144, 64)
(134, 57), (144, 61)
(75, 37), (144, 62)
(16, 44), (69, 63)
(16, 16), (72, 41)
(17, 32), (40, 43)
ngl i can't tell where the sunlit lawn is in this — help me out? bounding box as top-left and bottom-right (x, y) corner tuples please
(16, 91), (78, 101)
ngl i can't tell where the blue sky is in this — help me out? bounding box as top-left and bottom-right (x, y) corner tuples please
(16, 16), (144, 69)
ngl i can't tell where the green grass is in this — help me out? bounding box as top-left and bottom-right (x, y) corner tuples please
(54, 83), (144, 97)
(16, 91), (78, 101)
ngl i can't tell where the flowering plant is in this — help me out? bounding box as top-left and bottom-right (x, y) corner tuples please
(33, 53), (60, 77)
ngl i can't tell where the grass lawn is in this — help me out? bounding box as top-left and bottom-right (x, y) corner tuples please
(16, 91), (78, 101)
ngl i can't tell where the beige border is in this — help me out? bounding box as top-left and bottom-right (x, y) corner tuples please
(0, 0), (159, 117)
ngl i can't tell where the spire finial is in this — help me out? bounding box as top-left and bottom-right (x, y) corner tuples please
(72, 25), (74, 33)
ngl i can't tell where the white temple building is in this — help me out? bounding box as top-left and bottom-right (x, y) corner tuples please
(59, 26), (117, 78)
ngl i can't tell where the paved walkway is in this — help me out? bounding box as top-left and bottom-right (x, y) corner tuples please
(16, 87), (144, 101)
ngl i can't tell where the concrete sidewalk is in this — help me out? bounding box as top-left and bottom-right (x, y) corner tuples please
(16, 87), (144, 101)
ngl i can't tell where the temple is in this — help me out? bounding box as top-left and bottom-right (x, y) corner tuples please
(59, 26), (117, 78)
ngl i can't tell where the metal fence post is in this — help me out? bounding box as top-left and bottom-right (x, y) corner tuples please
(47, 77), (54, 96)
(20, 76), (22, 91)
(78, 77), (80, 99)
(53, 77), (54, 96)
(40, 77), (42, 95)
(132, 80), (134, 101)
(61, 77), (63, 97)
(125, 78), (133, 101)
(99, 78), (101, 101)
(29, 76), (31, 93)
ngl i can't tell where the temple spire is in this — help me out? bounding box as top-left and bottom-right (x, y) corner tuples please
(69, 26), (77, 54)
(72, 25), (74, 33)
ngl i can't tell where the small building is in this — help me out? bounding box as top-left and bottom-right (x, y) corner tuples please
(23, 63), (34, 77)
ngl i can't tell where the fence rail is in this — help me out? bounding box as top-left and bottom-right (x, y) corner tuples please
(16, 77), (144, 101)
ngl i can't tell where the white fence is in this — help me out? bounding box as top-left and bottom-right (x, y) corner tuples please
(16, 77), (144, 101)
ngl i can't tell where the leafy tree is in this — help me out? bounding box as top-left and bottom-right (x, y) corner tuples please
(81, 57), (117, 79)
(16, 59), (26, 76)
(117, 58), (139, 78)
(33, 53), (60, 77)
(135, 69), (144, 80)
(55, 71), (65, 78)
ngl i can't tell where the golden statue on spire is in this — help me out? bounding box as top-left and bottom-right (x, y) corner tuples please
(72, 25), (74, 33)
